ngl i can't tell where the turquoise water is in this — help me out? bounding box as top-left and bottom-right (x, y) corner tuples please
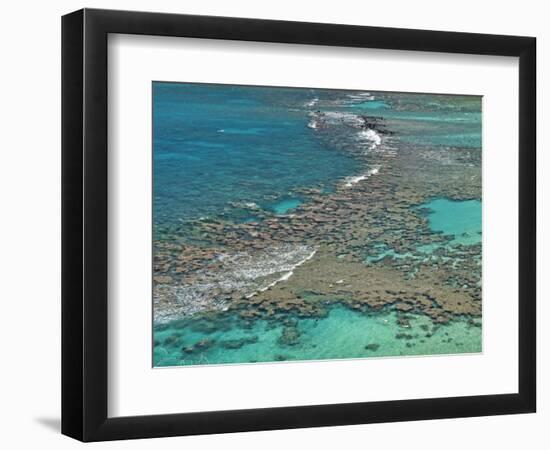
(421, 198), (482, 246)
(269, 198), (303, 214)
(366, 246), (415, 263)
(350, 100), (390, 110)
(367, 198), (482, 262)
(371, 110), (481, 148)
(154, 304), (481, 367)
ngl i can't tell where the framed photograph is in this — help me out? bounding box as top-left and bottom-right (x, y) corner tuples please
(61, 8), (536, 441)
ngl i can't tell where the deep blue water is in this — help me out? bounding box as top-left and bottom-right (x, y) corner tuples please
(153, 83), (358, 229)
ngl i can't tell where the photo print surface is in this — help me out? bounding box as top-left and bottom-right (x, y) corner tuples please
(152, 82), (482, 367)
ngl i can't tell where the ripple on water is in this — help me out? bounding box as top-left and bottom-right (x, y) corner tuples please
(153, 304), (481, 367)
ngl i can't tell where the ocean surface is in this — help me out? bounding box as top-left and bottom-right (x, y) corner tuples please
(153, 83), (358, 232)
(154, 84), (480, 231)
(153, 82), (482, 367)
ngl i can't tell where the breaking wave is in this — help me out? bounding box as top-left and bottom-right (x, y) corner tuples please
(343, 165), (381, 187)
(154, 244), (316, 322)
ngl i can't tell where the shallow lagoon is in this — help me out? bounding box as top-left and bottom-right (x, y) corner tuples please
(268, 198), (303, 215)
(421, 198), (482, 246)
(367, 198), (482, 262)
(154, 304), (481, 367)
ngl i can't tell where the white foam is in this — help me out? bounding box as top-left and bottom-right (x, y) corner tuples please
(344, 165), (381, 188)
(345, 92), (375, 102)
(254, 271), (292, 295)
(155, 245), (317, 321)
(247, 248), (317, 298)
(307, 120), (318, 129)
(229, 201), (260, 210)
(304, 98), (319, 108)
(358, 128), (382, 150)
(322, 111), (364, 127)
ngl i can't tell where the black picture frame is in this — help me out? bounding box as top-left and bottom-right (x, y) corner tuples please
(62, 8), (536, 442)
